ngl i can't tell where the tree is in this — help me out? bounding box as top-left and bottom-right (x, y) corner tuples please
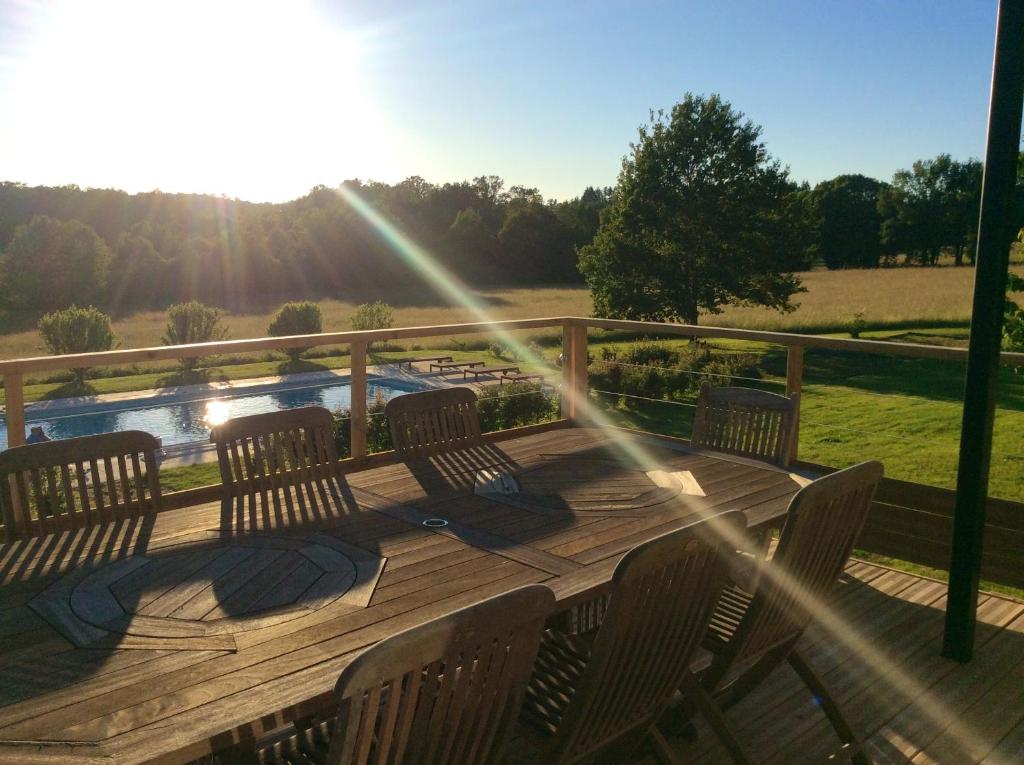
(945, 159), (983, 265)
(810, 175), (886, 269)
(162, 301), (228, 372)
(0, 216), (111, 310)
(878, 155), (981, 265)
(37, 305), (115, 382)
(579, 93), (802, 324)
(267, 301), (323, 362)
(444, 208), (496, 279)
(110, 232), (168, 309)
(497, 202), (578, 283)
(552, 187), (612, 249)
(775, 182), (817, 272)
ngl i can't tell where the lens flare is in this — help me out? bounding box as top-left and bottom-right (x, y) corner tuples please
(332, 183), (986, 757)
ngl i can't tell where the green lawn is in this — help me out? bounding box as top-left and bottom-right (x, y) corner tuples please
(590, 332), (1023, 502)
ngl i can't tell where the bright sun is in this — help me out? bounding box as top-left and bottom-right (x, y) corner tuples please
(2, 0), (401, 200)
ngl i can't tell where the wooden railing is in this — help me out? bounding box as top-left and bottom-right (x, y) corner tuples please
(2, 316), (1023, 586)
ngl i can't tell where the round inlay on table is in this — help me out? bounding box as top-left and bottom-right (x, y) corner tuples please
(479, 454), (694, 516)
(31, 532), (385, 650)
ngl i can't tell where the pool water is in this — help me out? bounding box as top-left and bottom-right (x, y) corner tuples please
(0, 378), (426, 451)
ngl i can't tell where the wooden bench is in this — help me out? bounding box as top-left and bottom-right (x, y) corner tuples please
(500, 372), (547, 385)
(429, 360), (485, 374)
(463, 364), (520, 381)
(394, 355), (452, 371)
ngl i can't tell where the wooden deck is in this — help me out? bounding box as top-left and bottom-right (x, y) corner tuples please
(1, 425), (1021, 763)
(661, 561), (1024, 765)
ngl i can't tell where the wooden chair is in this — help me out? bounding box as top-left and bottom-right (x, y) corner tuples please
(0, 431), (163, 540)
(691, 382), (799, 467)
(384, 387), (482, 460)
(518, 513), (744, 764)
(688, 461), (884, 765)
(210, 406), (342, 532)
(254, 584), (556, 765)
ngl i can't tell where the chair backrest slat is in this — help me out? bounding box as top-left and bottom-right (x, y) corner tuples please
(327, 584), (555, 765)
(0, 430), (163, 541)
(545, 514), (742, 764)
(714, 461), (883, 671)
(385, 388), (483, 460)
(210, 406), (340, 532)
(691, 382), (799, 467)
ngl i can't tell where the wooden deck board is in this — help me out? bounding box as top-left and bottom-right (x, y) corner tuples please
(665, 563), (1024, 765)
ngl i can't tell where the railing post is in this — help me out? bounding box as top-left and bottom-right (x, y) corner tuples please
(786, 345), (804, 458)
(4, 373), (26, 448)
(571, 323), (589, 422)
(561, 322), (573, 419)
(350, 341), (367, 459)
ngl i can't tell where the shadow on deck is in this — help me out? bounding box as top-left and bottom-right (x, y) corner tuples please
(653, 561), (1024, 764)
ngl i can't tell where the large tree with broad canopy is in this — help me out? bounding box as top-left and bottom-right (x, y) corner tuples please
(579, 93), (802, 324)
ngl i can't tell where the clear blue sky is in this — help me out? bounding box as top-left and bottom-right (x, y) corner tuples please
(0, 0), (1000, 202)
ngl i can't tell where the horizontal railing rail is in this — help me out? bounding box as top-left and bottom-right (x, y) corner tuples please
(0, 317), (568, 375)
(579, 317), (1024, 365)
(2, 317), (1022, 377)
(2, 314), (1022, 589)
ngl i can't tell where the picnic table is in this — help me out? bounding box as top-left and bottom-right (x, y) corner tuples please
(0, 427), (809, 764)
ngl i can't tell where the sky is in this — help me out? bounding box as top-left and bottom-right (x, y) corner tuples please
(0, 0), (1001, 203)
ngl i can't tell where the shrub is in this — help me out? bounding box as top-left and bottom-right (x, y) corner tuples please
(162, 301), (228, 372)
(489, 341), (523, 362)
(849, 312), (867, 339)
(1004, 274), (1024, 352)
(617, 342), (679, 368)
(351, 300), (394, 352)
(477, 382), (559, 430)
(38, 305), (115, 382)
(333, 392), (391, 458)
(268, 302), (323, 362)
(589, 342), (762, 404)
(350, 301), (394, 332)
(332, 383), (558, 457)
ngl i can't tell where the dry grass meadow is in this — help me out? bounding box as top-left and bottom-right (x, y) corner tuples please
(3, 266), (1023, 360)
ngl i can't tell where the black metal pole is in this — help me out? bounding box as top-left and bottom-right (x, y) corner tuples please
(942, 0), (1024, 663)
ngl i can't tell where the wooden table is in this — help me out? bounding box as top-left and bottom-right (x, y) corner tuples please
(0, 427), (808, 764)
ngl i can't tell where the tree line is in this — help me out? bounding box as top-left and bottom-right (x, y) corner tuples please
(0, 179), (610, 315)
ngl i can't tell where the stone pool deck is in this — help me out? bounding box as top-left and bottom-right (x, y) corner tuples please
(11, 363), (549, 468)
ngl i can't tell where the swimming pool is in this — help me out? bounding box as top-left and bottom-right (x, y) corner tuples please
(0, 377), (428, 450)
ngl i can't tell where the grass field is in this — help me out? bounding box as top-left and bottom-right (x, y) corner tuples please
(2, 266), (1023, 501)
(3, 266), (1023, 361)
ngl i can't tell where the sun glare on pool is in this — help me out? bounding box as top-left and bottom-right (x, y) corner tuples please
(204, 400), (231, 429)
